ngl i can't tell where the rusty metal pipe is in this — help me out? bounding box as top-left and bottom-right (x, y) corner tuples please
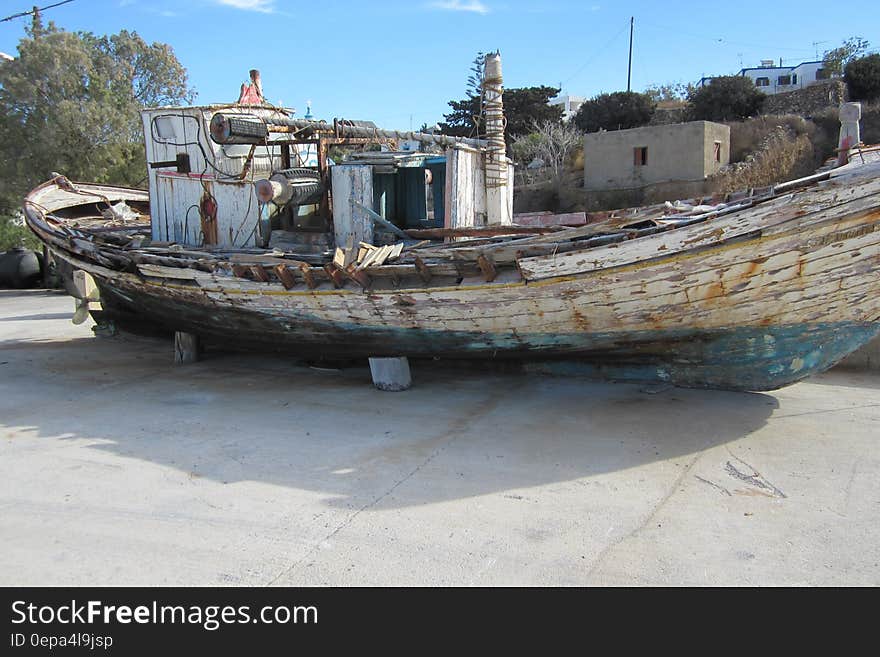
(210, 113), (487, 149)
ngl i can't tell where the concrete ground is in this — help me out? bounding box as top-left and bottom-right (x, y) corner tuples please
(1, 289), (878, 586)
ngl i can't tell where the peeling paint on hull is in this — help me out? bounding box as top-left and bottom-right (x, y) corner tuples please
(96, 280), (878, 391)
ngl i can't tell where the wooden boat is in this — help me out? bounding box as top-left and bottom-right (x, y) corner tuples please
(23, 146), (880, 391)
(20, 59), (880, 391)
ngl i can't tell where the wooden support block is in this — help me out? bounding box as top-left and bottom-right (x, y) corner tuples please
(299, 263), (317, 289)
(250, 265), (270, 282)
(323, 264), (346, 288)
(231, 264), (249, 279)
(274, 264), (297, 290)
(477, 253), (497, 282)
(368, 357), (412, 391)
(413, 256), (432, 284)
(174, 331), (200, 365)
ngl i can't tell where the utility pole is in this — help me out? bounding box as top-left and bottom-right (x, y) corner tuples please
(627, 16), (634, 93)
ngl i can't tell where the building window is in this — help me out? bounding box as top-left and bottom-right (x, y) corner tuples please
(755, 77), (770, 87)
(792, 74), (798, 84)
(816, 68), (829, 80)
(778, 75), (792, 85)
(713, 141), (722, 163)
(633, 147), (648, 166)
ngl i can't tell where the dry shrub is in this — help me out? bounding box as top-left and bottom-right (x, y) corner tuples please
(711, 117), (826, 193)
(727, 115), (815, 162)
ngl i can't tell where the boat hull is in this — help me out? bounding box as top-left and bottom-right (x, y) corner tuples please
(25, 161), (880, 392)
(94, 273), (877, 390)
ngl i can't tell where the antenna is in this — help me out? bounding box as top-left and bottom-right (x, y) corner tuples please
(812, 40), (828, 60)
(737, 52), (743, 68)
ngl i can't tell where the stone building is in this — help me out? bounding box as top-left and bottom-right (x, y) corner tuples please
(583, 121), (730, 191)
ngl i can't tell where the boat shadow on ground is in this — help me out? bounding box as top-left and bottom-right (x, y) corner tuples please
(2, 333), (781, 510)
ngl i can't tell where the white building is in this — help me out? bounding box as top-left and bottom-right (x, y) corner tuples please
(699, 59), (833, 95)
(550, 94), (586, 121)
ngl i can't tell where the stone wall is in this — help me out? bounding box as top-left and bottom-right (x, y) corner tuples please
(762, 80), (846, 117)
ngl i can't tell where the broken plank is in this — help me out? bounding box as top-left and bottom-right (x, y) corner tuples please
(299, 263), (317, 289)
(477, 253), (497, 282)
(413, 256), (432, 284)
(323, 263), (347, 288)
(250, 265), (270, 282)
(403, 225), (564, 239)
(344, 263), (372, 288)
(274, 264), (297, 290)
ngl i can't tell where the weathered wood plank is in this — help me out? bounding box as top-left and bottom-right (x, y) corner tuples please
(331, 164), (374, 249)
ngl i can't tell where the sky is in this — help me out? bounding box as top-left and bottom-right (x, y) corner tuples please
(1, 0), (878, 130)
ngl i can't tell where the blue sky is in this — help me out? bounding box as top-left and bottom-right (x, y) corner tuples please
(1, 0), (877, 129)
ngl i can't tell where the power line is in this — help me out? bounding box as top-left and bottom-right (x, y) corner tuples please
(1, 0), (75, 24)
(638, 20), (815, 55)
(562, 19), (631, 88)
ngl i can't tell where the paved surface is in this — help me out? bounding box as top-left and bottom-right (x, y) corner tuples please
(1, 289), (878, 586)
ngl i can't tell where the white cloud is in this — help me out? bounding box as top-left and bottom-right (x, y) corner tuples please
(214, 0), (276, 13)
(428, 1), (489, 14)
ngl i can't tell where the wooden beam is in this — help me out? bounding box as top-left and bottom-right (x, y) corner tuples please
(344, 263), (372, 289)
(403, 225), (564, 239)
(477, 253), (497, 282)
(323, 263), (346, 288)
(413, 256), (432, 284)
(274, 264), (297, 290)
(299, 263), (317, 289)
(250, 265), (270, 282)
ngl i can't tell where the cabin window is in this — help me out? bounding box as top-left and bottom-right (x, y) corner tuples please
(792, 74), (798, 84)
(755, 77), (770, 87)
(633, 147), (648, 166)
(778, 75), (792, 85)
(151, 114), (200, 144)
(154, 117), (177, 140)
(713, 141), (722, 163)
(816, 68), (829, 80)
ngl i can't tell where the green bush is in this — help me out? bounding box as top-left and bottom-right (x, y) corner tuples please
(688, 76), (765, 122)
(0, 216), (40, 252)
(572, 91), (655, 133)
(845, 54), (880, 102)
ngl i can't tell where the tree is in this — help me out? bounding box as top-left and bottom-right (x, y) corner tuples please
(572, 91), (655, 133)
(644, 81), (694, 104)
(845, 53), (880, 102)
(440, 86), (563, 139)
(823, 37), (870, 76)
(512, 120), (581, 180)
(687, 76), (764, 122)
(0, 12), (195, 217)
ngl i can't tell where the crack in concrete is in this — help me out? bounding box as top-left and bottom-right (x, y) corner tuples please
(585, 450), (705, 581)
(694, 475), (732, 496)
(264, 381), (518, 586)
